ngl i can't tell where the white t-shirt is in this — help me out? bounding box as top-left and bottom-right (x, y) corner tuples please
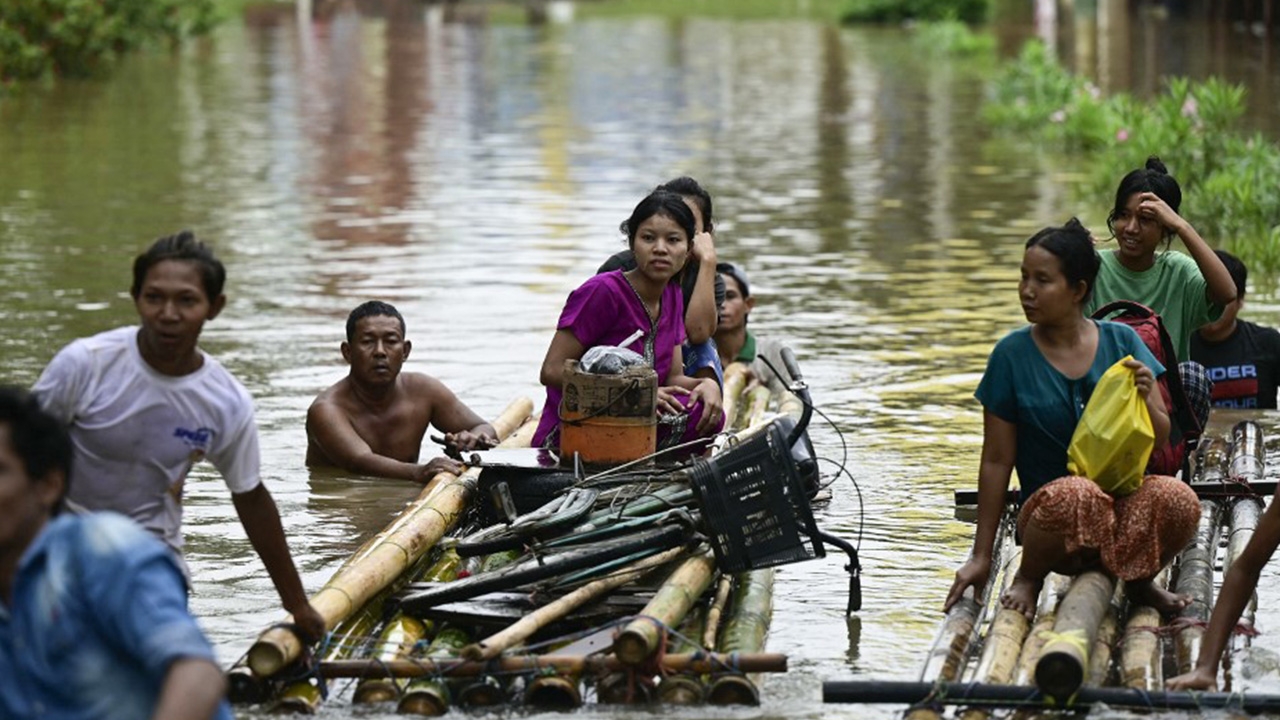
(33, 326), (262, 555)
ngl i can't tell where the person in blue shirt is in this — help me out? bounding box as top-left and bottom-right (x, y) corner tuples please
(944, 219), (1199, 621)
(0, 386), (231, 720)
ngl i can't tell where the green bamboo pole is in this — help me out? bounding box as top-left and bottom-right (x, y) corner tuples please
(658, 601), (709, 704)
(249, 400), (535, 677)
(323, 652), (788, 678)
(614, 551), (717, 666)
(708, 568), (776, 706)
(1034, 570), (1115, 699)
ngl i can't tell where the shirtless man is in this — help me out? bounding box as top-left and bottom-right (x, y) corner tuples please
(306, 301), (497, 482)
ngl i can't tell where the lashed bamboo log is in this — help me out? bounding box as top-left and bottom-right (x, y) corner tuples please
(523, 673), (581, 709)
(708, 568), (776, 706)
(721, 362), (749, 430)
(657, 595), (709, 704)
(270, 593), (383, 713)
(396, 625), (471, 716)
(1224, 421), (1266, 673)
(1011, 574), (1071, 686)
(905, 586), (982, 720)
(958, 551), (1030, 720)
(322, 652), (788, 677)
(776, 389), (804, 422)
(461, 547), (684, 661)
(352, 616), (429, 703)
(1120, 606), (1163, 689)
(1172, 500), (1223, 675)
(614, 551), (717, 666)
(1086, 595), (1121, 686)
(455, 674), (506, 707)
(248, 400), (533, 677)
(1034, 570), (1115, 699)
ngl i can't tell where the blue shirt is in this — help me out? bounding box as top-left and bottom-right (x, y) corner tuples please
(682, 339), (725, 387)
(0, 513), (232, 720)
(976, 320), (1163, 499)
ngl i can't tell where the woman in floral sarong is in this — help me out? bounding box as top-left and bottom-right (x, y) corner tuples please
(944, 218), (1200, 619)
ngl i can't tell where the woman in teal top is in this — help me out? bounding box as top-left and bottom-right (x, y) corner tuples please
(945, 218), (1199, 622)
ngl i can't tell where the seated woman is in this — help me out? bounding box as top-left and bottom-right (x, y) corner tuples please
(944, 218), (1200, 620)
(533, 190), (725, 452)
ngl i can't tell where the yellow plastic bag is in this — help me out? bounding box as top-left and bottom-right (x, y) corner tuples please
(1065, 355), (1154, 497)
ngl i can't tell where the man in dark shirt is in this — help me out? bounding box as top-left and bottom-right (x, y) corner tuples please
(1190, 250), (1280, 409)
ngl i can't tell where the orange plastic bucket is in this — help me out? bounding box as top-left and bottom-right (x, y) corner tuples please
(558, 360), (657, 466)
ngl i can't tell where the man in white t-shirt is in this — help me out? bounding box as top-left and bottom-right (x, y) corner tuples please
(33, 231), (325, 642)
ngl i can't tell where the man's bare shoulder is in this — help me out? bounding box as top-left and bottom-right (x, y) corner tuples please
(308, 378), (356, 414)
(399, 371), (455, 400)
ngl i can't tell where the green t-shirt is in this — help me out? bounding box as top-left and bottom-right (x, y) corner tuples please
(1087, 249), (1224, 362)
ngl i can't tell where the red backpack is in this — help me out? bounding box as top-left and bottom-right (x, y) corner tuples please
(1091, 300), (1202, 477)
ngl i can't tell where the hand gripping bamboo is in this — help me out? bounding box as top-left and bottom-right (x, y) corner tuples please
(247, 397), (534, 677)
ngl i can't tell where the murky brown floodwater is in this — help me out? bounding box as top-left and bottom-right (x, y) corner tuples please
(3, 1), (1280, 717)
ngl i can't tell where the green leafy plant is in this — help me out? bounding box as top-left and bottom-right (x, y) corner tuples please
(842, 0), (989, 24)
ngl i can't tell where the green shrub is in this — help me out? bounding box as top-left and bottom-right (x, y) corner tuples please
(912, 19), (995, 57)
(842, 0), (989, 24)
(983, 41), (1280, 272)
(0, 0), (217, 83)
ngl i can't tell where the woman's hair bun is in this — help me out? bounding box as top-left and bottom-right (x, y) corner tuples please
(1145, 155), (1168, 174)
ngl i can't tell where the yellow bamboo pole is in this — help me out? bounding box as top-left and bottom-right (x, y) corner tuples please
(352, 616), (429, 704)
(702, 575), (734, 648)
(614, 552), (717, 666)
(270, 602), (381, 713)
(904, 585), (983, 720)
(721, 362), (749, 430)
(1034, 571), (1115, 699)
(957, 550), (1029, 720)
(248, 399), (534, 678)
(397, 625), (471, 716)
(1120, 605), (1162, 690)
(460, 547), (684, 661)
(1086, 591), (1122, 686)
(1011, 574), (1071, 686)
(658, 603), (709, 704)
(742, 385), (773, 428)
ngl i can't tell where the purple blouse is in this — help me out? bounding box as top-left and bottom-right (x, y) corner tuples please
(533, 270), (686, 446)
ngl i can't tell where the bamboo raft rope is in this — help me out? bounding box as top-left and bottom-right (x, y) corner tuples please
(840, 416), (1275, 716)
(236, 359), (810, 711)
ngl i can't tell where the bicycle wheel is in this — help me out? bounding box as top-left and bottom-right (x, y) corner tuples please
(398, 524), (691, 614)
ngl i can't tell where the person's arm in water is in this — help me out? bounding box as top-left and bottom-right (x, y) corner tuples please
(418, 375), (498, 452)
(539, 329), (586, 389)
(658, 342), (723, 434)
(683, 232), (719, 344)
(944, 410), (1017, 611)
(152, 658), (227, 720)
(1166, 495), (1280, 691)
(232, 484), (326, 642)
(306, 401), (463, 483)
(1139, 191), (1236, 306)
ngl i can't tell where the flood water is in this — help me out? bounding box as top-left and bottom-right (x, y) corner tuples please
(3, 1), (1280, 718)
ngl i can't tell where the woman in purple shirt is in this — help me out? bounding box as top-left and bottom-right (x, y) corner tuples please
(534, 190), (724, 450)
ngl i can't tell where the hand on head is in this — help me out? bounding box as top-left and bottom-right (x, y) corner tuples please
(691, 231), (716, 263)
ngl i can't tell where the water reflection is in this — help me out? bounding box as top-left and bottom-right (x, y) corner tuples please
(2, 2), (1280, 719)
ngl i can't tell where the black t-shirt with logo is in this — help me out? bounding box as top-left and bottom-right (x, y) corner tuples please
(1190, 320), (1280, 409)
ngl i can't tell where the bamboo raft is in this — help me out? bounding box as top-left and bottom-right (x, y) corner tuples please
(230, 360), (815, 713)
(827, 412), (1277, 716)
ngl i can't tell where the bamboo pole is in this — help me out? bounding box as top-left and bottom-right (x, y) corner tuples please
(248, 399), (534, 677)
(702, 575), (734, 648)
(1120, 605), (1162, 690)
(958, 553), (1031, 720)
(1011, 574), (1071, 687)
(614, 551), (717, 666)
(270, 602), (382, 713)
(460, 547), (684, 661)
(352, 616), (429, 704)
(708, 568), (776, 706)
(658, 602), (709, 704)
(742, 385), (773, 428)
(396, 625), (471, 716)
(1086, 590), (1121, 686)
(523, 673), (581, 709)
(721, 362), (749, 430)
(1224, 421), (1266, 676)
(1034, 570), (1115, 699)
(1172, 500), (1223, 675)
(322, 652), (788, 678)
(904, 585), (983, 720)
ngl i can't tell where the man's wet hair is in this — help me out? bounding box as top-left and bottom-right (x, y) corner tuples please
(346, 301), (407, 342)
(131, 230), (227, 301)
(0, 386), (72, 514)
